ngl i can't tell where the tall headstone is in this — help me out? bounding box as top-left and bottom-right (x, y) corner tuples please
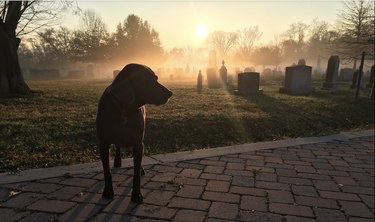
(367, 65), (374, 88)
(197, 70), (203, 93)
(339, 68), (354, 81)
(219, 60), (228, 87)
(206, 50), (220, 88)
(279, 63), (313, 95)
(237, 72), (262, 95)
(322, 56), (339, 90)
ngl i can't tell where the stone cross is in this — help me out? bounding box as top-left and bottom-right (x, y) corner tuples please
(197, 70), (203, 93)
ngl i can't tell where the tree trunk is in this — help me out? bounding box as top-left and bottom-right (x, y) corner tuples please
(0, 23), (31, 97)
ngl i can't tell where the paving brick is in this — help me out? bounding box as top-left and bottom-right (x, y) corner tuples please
(27, 199), (76, 213)
(279, 176), (313, 186)
(200, 159), (226, 166)
(20, 182), (62, 193)
(314, 208), (347, 222)
(292, 185), (318, 197)
(340, 201), (374, 218)
(319, 191), (360, 201)
(333, 176), (358, 186)
(144, 190), (175, 205)
(226, 162), (245, 170)
(209, 202), (238, 220)
(276, 169), (298, 177)
(151, 172), (177, 183)
(133, 204), (177, 220)
(59, 203), (102, 222)
(174, 177), (207, 186)
(102, 196), (137, 214)
(256, 181), (290, 191)
(246, 159), (265, 166)
(59, 178), (98, 188)
(71, 192), (112, 205)
(169, 197), (210, 210)
(230, 186), (267, 196)
(269, 203), (314, 217)
(268, 190), (294, 203)
(349, 218), (375, 222)
(89, 213), (134, 222)
(285, 216), (317, 222)
(313, 180), (340, 191)
(200, 173), (231, 181)
(48, 186), (85, 200)
(298, 173), (331, 180)
(224, 169), (254, 176)
(173, 209), (206, 222)
(19, 212), (58, 222)
(238, 211), (283, 222)
(318, 170), (349, 177)
(284, 160), (311, 166)
(143, 181), (179, 191)
(176, 185), (203, 198)
(341, 186), (375, 195)
(204, 165), (225, 174)
(206, 180), (230, 192)
(329, 159), (350, 167)
(359, 194), (375, 209)
(256, 172), (277, 182)
(266, 163), (294, 169)
(265, 156), (283, 164)
(295, 165), (317, 173)
(0, 208), (29, 222)
(240, 196), (267, 211)
(312, 162), (334, 170)
(240, 154), (264, 160)
(2, 192), (45, 208)
(232, 176), (254, 187)
(153, 165), (183, 173)
(179, 169), (202, 178)
(177, 162), (205, 170)
(246, 166), (275, 173)
(202, 191), (240, 203)
(220, 156), (245, 163)
(295, 196), (338, 209)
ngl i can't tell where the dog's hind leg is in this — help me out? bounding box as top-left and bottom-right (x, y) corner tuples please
(114, 145), (122, 168)
(100, 143), (114, 199)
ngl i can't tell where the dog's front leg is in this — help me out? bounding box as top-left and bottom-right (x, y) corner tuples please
(100, 143), (114, 199)
(131, 143), (144, 203)
(114, 145), (122, 168)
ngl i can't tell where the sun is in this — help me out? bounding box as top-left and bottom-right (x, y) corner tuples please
(195, 24), (208, 38)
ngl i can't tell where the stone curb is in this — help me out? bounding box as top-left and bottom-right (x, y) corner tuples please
(0, 129), (373, 184)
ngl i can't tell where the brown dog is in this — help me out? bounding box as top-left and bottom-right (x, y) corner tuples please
(96, 63), (172, 203)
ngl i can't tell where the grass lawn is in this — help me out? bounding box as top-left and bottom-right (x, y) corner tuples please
(0, 78), (373, 172)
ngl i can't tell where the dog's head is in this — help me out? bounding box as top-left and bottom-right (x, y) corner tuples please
(110, 63), (172, 107)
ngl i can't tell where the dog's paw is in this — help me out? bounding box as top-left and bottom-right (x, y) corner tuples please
(131, 191), (143, 203)
(102, 189), (114, 199)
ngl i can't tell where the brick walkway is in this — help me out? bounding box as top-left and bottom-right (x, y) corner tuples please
(0, 134), (374, 221)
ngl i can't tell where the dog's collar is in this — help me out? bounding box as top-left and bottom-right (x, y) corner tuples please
(106, 86), (142, 116)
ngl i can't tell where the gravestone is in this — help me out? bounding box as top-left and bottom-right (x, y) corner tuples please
(197, 70), (203, 93)
(68, 70), (85, 78)
(262, 68), (273, 79)
(279, 64), (313, 95)
(237, 72), (262, 95)
(244, 67), (255, 72)
(351, 70), (365, 89)
(367, 65), (374, 88)
(219, 60), (228, 87)
(322, 56), (339, 90)
(339, 68), (354, 81)
(298, 59), (306, 66)
(113, 70), (120, 79)
(206, 68), (220, 88)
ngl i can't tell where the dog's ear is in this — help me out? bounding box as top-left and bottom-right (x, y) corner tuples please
(110, 84), (135, 104)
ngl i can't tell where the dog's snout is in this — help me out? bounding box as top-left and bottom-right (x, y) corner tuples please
(166, 89), (173, 98)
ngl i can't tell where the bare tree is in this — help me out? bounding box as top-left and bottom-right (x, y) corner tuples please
(70, 9), (109, 63)
(0, 1), (70, 96)
(335, 0), (374, 67)
(207, 31), (238, 60)
(236, 26), (262, 63)
(281, 22), (309, 62)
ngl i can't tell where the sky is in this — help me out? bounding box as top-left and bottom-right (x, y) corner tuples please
(62, 0), (345, 49)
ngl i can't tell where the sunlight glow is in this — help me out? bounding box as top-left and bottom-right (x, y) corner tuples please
(195, 24), (208, 38)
